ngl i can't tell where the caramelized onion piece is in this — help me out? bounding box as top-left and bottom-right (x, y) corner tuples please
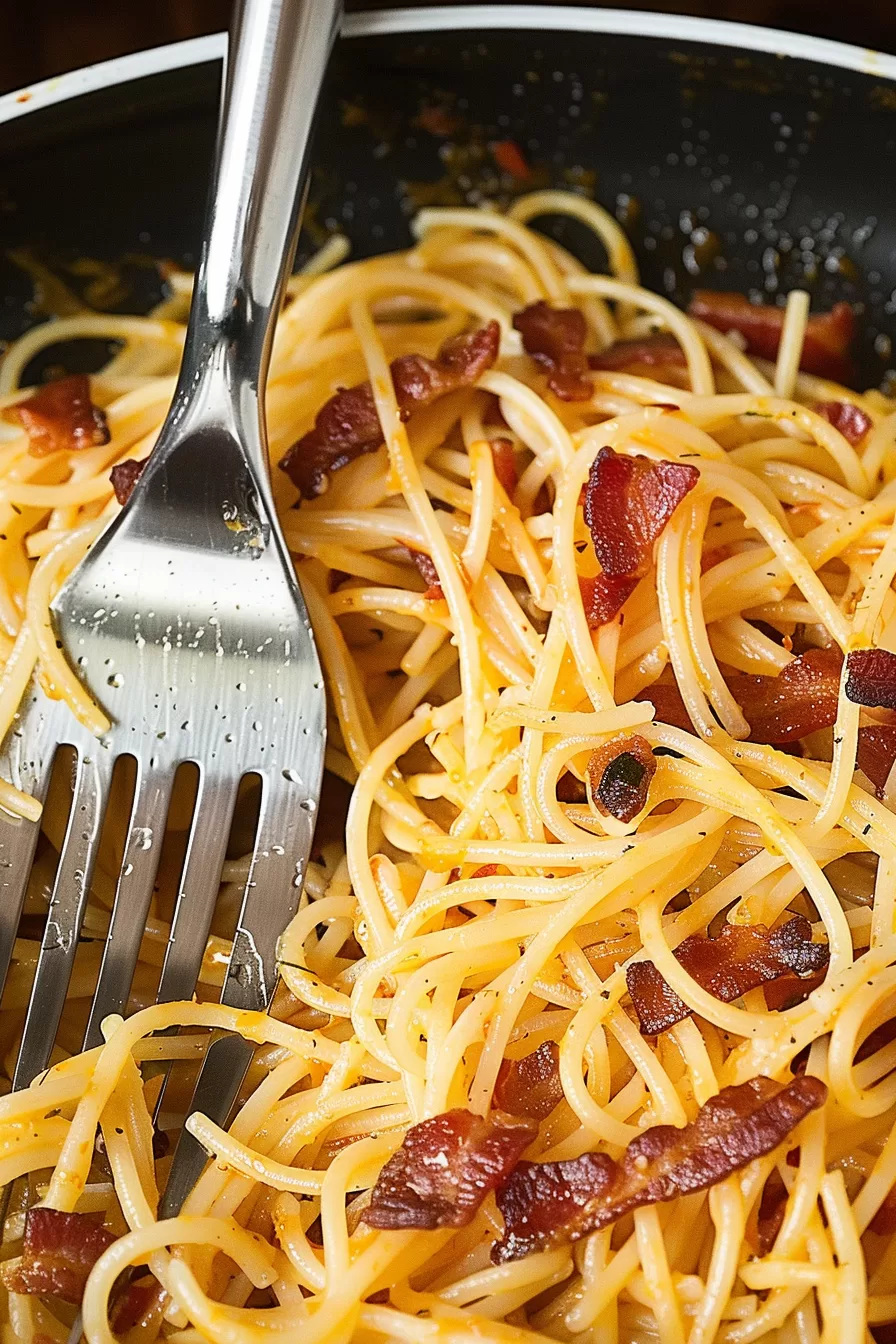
(587, 734), (656, 823)
(729, 648), (843, 743)
(2, 1208), (116, 1303)
(364, 1108), (536, 1230)
(513, 301), (593, 401)
(583, 447), (699, 579)
(688, 291), (856, 383)
(280, 322), (500, 498)
(494, 1041), (564, 1122)
(846, 649), (896, 711)
(110, 457), (147, 505)
(493, 1076), (826, 1261)
(6, 374), (110, 457)
(578, 574), (638, 629)
(626, 915), (829, 1037)
(814, 400), (873, 445)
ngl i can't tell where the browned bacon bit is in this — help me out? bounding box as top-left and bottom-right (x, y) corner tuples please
(110, 457), (147, 505)
(634, 679), (693, 733)
(363, 1108), (537, 1230)
(578, 573), (639, 629)
(583, 447), (699, 579)
(871, 1186), (896, 1236)
(3, 1208), (116, 1303)
(688, 291), (856, 383)
(587, 734), (656, 823)
(589, 335), (688, 384)
(626, 915), (829, 1037)
(846, 649), (896, 711)
(513, 301), (593, 401)
(751, 1170), (789, 1255)
(491, 437), (518, 494)
(492, 1075), (826, 1261)
(5, 374), (110, 457)
(280, 321), (500, 498)
(556, 771), (587, 803)
(857, 724), (896, 796)
(111, 1279), (164, 1334)
(492, 139), (531, 182)
(814, 400), (873, 446)
(470, 864), (501, 879)
(729, 647), (843, 743)
(406, 547), (444, 601)
(495, 1042), (564, 1122)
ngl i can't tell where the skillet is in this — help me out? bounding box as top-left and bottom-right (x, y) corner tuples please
(0, 9), (895, 386)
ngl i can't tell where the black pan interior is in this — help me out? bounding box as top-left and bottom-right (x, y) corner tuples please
(2, 22), (896, 387)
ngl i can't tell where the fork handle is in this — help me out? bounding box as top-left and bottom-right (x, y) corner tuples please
(161, 0), (341, 467)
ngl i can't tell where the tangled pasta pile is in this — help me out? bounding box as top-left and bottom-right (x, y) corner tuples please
(1, 193), (896, 1344)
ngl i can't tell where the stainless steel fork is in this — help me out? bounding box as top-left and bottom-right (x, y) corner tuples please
(0, 0), (336, 1212)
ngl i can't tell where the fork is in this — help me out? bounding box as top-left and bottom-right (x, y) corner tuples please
(0, 0), (336, 1213)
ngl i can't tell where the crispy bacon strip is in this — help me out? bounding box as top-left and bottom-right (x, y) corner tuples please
(729, 647), (843, 743)
(110, 457), (147, 505)
(635, 678), (693, 732)
(814, 400), (873, 446)
(626, 915), (829, 1037)
(5, 375), (110, 457)
(578, 574), (638, 629)
(494, 1042), (564, 1122)
(846, 649), (896, 711)
(583, 447), (699, 579)
(513, 301), (593, 401)
(405, 546), (444, 601)
(280, 322), (500, 498)
(857, 724), (896, 796)
(688, 291), (856, 383)
(491, 437), (518, 494)
(3, 1208), (116, 1303)
(363, 1109), (536, 1230)
(751, 1170), (789, 1255)
(492, 1075), (826, 1261)
(589, 334), (687, 372)
(587, 734), (656, 823)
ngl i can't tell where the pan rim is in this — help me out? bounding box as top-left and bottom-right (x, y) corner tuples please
(0, 6), (894, 132)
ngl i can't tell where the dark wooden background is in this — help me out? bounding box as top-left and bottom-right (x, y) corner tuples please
(2, 0), (895, 96)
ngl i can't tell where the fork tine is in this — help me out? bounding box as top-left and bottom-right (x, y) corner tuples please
(82, 765), (172, 1050)
(156, 772), (239, 1005)
(160, 772), (317, 1215)
(13, 748), (112, 1089)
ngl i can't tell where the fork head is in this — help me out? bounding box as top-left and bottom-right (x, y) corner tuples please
(0, 397), (326, 1089)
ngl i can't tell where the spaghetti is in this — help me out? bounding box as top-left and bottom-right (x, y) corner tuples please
(0, 195), (894, 1343)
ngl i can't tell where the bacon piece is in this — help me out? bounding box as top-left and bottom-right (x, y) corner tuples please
(578, 573), (638, 629)
(634, 679), (693, 732)
(491, 437), (518, 494)
(729, 647), (843, 743)
(110, 457), (147, 505)
(492, 140), (531, 181)
(2, 1208), (116, 1303)
(492, 1075), (825, 1261)
(871, 1187), (896, 1236)
(626, 915), (829, 1037)
(557, 771), (587, 803)
(583, 448), (699, 579)
(470, 864), (500, 879)
(364, 1108), (536, 1230)
(5, 375), (110, 457)
(589, 335), (688, 385)
(688, 292), (856, 383)
(846, 649), (896, 711)
(857, 724), (896, 796)
(814, 400), (873, 446)
(587, 734), (656, 823)
(111, 1280), (164, 1334)
(280, 322), (500, 498)
(752, 1170), (788, 1255)
(513, 301), (593, 401)
(494, 1042), (564, 1122)
(406, 547), (444, 601)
